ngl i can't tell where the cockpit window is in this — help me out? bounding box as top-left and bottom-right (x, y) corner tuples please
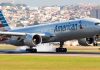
(95, 23), (100, 25)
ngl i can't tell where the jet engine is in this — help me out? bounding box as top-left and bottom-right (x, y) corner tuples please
(78, 37), (97, 46)
(24, 34), (42, 47)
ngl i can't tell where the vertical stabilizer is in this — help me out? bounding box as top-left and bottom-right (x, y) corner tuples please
(0, 10), (11, 31)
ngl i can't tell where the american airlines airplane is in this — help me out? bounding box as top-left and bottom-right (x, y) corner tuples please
(0, 10), (100, 53)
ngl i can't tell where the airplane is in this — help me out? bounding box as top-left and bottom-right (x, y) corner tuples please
(0, 10), (100, 53)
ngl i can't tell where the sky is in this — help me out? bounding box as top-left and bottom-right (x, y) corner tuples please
(3, 0), (100, 7)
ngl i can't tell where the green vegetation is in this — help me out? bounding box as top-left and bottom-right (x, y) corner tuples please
(0, 55), (100, 70)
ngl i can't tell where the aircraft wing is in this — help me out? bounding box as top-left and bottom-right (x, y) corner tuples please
(0, 31), (55, 37)
(0, 31), (26, 36)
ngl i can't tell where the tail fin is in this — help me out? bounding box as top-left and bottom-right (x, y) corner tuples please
(0, 10), (11, 31)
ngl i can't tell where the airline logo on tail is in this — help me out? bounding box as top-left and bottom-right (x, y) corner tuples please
(0, 10), (11, 31)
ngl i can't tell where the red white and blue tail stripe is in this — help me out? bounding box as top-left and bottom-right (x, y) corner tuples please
(0, 10), (11, 31)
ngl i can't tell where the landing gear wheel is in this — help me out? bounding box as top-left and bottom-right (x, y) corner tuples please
(93, 42), (98, 46)
(26, 48), (37, 53)
(56, 48), (67, 53)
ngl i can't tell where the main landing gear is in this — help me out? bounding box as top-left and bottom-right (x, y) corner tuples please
(56, 42), (67, 53)
(26, 46), (37, 53)
(26, 42), (67, 53)
(93, 41), (98, 46)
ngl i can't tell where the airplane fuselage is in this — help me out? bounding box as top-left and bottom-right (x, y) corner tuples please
(10, 19), (100, 42)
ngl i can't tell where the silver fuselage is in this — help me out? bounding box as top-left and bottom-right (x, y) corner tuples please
(10, 18), (100, 42)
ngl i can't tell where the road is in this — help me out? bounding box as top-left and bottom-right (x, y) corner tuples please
(0, 49), (100, 57)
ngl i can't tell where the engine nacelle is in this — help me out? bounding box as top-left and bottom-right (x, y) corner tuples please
(78, 38), (94, 46)
(24, 34), (42, 47)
